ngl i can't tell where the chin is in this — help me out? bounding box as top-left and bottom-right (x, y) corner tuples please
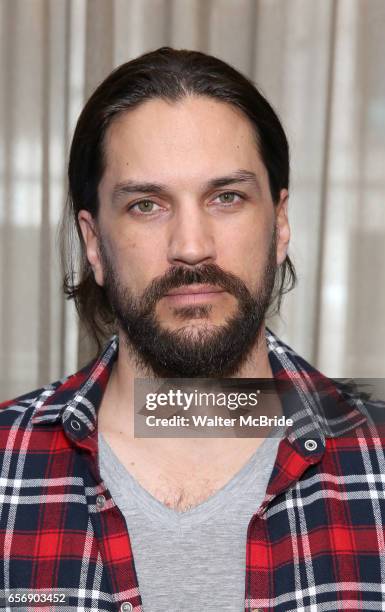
(166, 319), (219, 335)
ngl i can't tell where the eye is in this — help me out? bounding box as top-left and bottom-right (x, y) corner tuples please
(214, 191), (244, 206)
(128, 199), (162, 215)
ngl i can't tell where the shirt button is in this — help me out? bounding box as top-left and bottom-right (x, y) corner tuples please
(70, 419), (81, 431)
(120, 603), (133, 612)
(304, 439), (318, 452)
(96, 494), (106, 509)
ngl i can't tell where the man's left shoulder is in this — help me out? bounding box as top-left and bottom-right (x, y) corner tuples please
(324, 395), (385, 468)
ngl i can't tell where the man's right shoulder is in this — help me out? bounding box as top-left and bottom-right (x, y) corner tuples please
(0, 377), (68, 427)
(0, 355), (99, 429)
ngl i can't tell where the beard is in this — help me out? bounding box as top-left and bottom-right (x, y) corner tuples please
(99, 231), (277, 378)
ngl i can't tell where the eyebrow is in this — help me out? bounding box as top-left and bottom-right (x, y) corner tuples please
(111, 169), (261, 204)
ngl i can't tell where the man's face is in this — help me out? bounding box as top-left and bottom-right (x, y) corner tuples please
(79, 96), (290, 377)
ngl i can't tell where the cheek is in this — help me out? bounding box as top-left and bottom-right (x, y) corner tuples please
(216, 219), (272, 278)
(109, 233), (165, 293)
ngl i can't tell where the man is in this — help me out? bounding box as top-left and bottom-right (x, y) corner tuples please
(0, 47), (384, 612)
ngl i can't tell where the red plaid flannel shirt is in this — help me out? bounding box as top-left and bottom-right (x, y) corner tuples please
(1, 328), (385, 611)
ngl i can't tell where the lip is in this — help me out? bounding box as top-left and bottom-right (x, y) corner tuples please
(165, 284), (224, 296)
(163, 284), (226, 305)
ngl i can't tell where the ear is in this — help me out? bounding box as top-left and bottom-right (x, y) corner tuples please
(275, 189), (290, 266)
(78, 210), (104, 286)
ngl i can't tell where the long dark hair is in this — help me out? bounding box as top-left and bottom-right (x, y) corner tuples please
(61, 47), (296, 351)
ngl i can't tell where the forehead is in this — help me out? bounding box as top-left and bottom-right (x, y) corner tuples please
(100, 95), (267, 188)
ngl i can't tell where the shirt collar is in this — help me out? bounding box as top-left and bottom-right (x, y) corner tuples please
(265, 328), (366, 458)
(31, 336), (118, 439)
(31, 328), (367, 453)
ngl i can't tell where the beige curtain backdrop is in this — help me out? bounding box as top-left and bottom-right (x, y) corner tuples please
(1, 0), (384, 399)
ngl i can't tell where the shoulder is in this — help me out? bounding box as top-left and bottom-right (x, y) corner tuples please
(336, 379), (385, 439)
(0, 363), (93, 430)
(0, 341), (113, 437)
(0, 378), (60, 424)
(322, 393), (385, 482)
(0, 380), (63, 425)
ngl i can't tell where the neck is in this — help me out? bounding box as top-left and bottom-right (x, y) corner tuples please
(98, 323), (273, 438)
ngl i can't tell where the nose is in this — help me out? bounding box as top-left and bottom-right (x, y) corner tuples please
(167, 202), (216, 266)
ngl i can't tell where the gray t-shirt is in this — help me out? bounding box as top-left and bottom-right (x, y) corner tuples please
(98, 432), (282, 612)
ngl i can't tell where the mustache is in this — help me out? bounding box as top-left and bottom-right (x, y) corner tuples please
(140, 263), (252, 313)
